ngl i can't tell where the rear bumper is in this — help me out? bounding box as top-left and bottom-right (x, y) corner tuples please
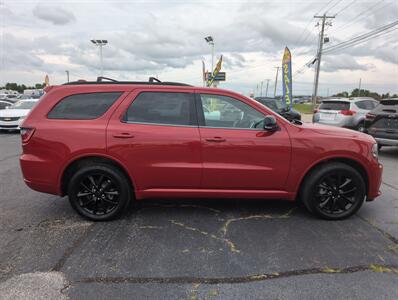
(20, 154), (61, 195)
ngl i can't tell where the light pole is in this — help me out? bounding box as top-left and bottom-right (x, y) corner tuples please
(204, 36), (215, 72)
(265, 79), (270, 97)
(260, 81), (264, 96)
(91, 39), (108, 76)
(273, 66), (280, 97)
(65, 70), (69, 83)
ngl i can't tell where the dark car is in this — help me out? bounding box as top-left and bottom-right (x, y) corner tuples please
(365, 98), (398, 149)
(255, 97), (301, 122)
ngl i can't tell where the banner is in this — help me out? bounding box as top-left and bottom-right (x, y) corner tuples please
(281, 47), (292, 109)
(207, 55), (223, 87)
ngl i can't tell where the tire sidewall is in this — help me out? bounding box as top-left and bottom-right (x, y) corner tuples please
(68, 164), (130, 221)
(303, 163), (366, 220)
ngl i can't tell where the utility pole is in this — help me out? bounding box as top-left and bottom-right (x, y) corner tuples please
(65, 70), (69, 83)
(265, 79), (270, 97)
(260, 81), (264, 96)
(358, 78), (362, 97)
(312, 14), (335, 108)
(273, 66), (280, 97)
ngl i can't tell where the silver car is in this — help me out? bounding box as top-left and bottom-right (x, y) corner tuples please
(313, 97), (379, 131)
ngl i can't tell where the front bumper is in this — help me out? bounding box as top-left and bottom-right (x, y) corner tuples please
(368, 161), (383, 200)
(375, 137), (398, 147)
(0, 119), (22, 130)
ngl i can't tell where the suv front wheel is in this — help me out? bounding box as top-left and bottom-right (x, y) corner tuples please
(67, 164), (131, 221)
(302, 162), (366, 220)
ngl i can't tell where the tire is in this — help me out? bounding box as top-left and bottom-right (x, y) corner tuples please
(67, 164), (131, 221)
(356, 122), (366, 133)
(301, 162), (366, 220)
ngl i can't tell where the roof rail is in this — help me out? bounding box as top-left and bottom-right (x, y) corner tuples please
(63, 76), (192, 87)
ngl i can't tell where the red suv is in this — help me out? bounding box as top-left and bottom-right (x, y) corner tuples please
(20, 78), (383, 221)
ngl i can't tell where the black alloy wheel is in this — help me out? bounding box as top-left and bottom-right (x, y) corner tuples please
(68, 164), (131, 221)
(302, 162), (366, 220)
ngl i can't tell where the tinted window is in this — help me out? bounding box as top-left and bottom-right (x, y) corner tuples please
(124, 92), (196, 126)
(200, 94), (264, 129)
(319, 101), (350, 111)
(356, 100), (376, 110)
(48, 92), (122, 120)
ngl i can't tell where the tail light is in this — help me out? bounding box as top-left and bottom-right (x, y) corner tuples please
(20, 127), (36, 143)
(340, 110), (356, 116)
(366, 113), (376, 120)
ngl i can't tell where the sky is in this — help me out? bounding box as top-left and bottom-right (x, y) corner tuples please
(0, 0), (397, 96)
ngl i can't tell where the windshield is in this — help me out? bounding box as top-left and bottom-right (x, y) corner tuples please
(9, 101), (37, 110)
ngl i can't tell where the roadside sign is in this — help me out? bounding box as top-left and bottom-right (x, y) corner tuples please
(206, 72), (226, 82)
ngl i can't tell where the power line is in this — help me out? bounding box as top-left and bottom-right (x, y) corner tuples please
(324, 28), (396, 54)
(325, 0), (344, 14)
(332, 0), (357, 17)
(331, 0), (385, 34)
(293, 0), (337, 47)
(323, 20), (398, 54)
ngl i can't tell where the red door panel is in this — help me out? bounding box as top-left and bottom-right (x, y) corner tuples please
(106, 88), (202, 193)
(200, 127), (291, 190)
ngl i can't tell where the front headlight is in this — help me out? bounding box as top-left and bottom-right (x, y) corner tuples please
(371, 143), (378, 161)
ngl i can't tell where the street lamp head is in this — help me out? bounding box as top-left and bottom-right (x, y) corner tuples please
(204, 36), (214, 44)
(91, 39), (108, 46)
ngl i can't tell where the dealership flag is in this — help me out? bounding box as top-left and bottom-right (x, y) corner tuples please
(281, 47), (292, 109)
(207, 55), (223, 87)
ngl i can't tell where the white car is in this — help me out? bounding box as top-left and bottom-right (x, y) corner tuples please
(0, 99), (39, 131)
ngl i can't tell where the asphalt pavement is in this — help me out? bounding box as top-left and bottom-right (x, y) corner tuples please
(0, 131), (397, 300)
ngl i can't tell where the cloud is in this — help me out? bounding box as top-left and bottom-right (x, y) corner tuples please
(33, 3), (75, 25)
(322, 54), (373, 73)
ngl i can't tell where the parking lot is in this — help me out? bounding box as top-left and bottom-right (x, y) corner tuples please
(0, 131), (397, 299)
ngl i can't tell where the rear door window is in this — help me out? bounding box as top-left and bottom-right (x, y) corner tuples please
(123, 92), (196, 126)
(48, 92), (122, 120)
(319, 101), (350, 111)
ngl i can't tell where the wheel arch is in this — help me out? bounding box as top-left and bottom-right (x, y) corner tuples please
(296, 157), (369, 201)
(60, 155), (135, 197)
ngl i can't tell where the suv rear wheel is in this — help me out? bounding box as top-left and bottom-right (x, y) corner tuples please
(302, 162), (366, 220)
(67, 164), (131, 221)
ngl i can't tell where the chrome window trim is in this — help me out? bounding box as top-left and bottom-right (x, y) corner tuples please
(121, 120), (198, 128)
(120, 121), (265, 131)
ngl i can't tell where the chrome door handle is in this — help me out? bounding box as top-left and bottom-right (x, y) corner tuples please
(113, 133), (135, 139)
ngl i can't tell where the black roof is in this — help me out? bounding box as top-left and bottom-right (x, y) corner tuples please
(63, 76), (192, 87)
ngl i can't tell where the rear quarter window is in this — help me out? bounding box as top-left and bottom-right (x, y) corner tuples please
(319, 101), (350, 111)
(48, 92), (122, 120)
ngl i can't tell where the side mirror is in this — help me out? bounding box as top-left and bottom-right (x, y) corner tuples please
(263, 115), (279, 132)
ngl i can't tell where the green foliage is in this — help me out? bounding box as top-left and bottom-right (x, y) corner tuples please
(0, 82), (45, 93)
(293, 103), (313, 114)
(332, 89), (397, 100)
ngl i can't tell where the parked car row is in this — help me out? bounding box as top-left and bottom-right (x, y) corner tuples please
(0, 99), (40, 131)
(313, 97), (397, 150)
